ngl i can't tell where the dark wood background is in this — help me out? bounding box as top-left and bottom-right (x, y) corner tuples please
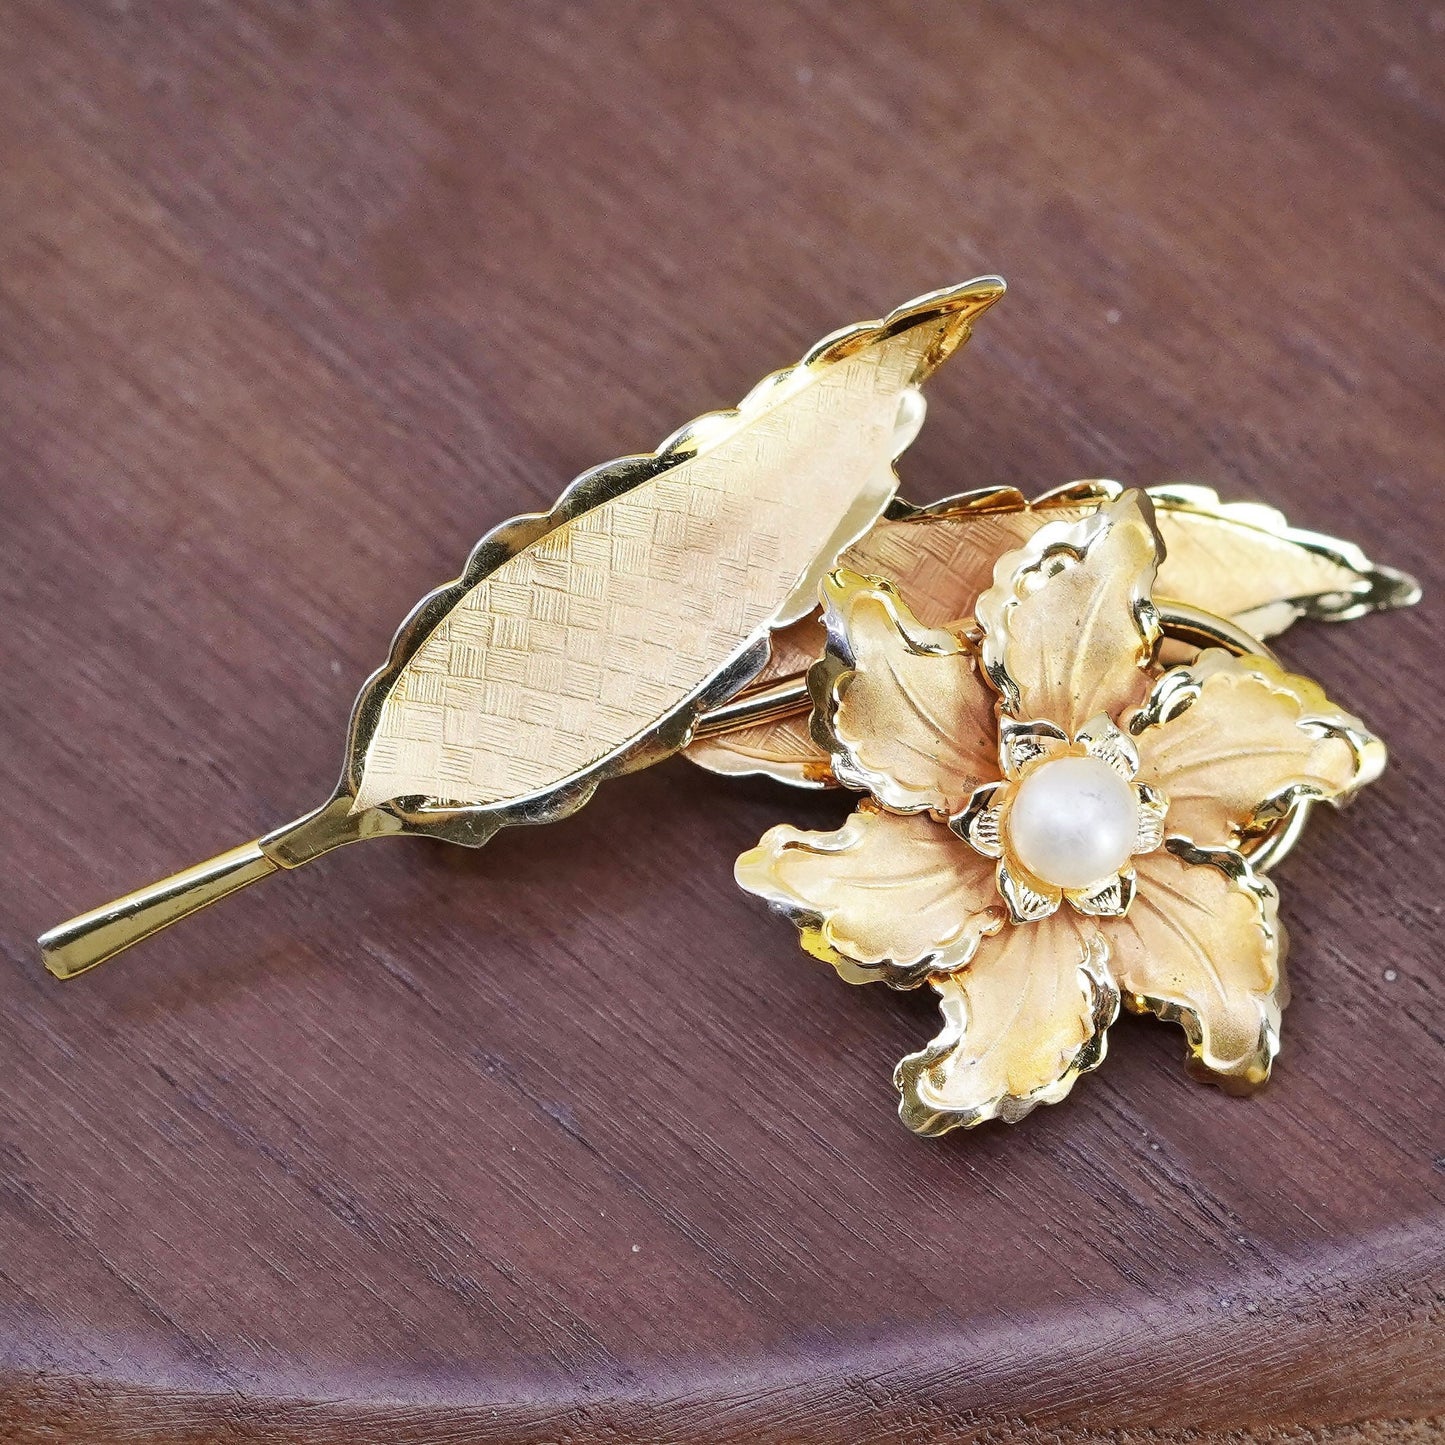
(1, 3), (1441, 1441)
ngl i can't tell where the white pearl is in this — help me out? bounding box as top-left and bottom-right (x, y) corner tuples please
(1006, 755), (1139, 890)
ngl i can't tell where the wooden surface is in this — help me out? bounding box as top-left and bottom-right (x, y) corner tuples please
(2, 3), (1442, 1441)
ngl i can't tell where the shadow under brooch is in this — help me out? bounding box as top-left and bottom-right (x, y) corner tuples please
(736, 490), (1384, 1135)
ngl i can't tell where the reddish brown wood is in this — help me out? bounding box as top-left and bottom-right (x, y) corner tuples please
(1, 2), (1442, 1441)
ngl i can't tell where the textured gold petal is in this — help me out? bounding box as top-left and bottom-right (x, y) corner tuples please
(895, 912), (1119, 1134)
(996, 859), (1062, 923)
(735, 803), (1004, 989)
(998, 718), (1072, 779)
(1108, 840), (1286, 1089)
(1134, 784), (1168, 854)
(1065, 868), (1135, 918)
(811, 570), (1000, 816)
(975, 491), (1163, 730)
(953, 782), (1008, 858)
(1127, 649), (1385, 848)
(1076, 714), (1140, 779)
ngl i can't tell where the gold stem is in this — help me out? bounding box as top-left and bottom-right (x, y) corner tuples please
(691, 676), (811, 737)
(39, 843), (281, 979)
(38, 798), (370, 980)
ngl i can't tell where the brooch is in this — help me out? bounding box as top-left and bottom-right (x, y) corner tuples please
(38, 281), (1418, 1139)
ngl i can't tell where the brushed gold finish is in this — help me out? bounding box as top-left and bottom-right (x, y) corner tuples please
(1124, 647), (1384, 850)
(809, 569), (998, 817)
(345, 279), (1001, 823)
(39, 281), (1003, 978)
(1109, 839), (1285, 1092)
(37, 282), (1414, 1009)
(734, 801), (1004, 991)
(736, 490), (1389, 1135)
(896, 912), (1117, 1134)
(973, 489), (1162, 731)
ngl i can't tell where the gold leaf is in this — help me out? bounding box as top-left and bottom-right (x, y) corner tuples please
(895, 911), (1118, 1134)
(734, 802), (1004, 988)
(1149, 484), (1421, 636)
(344, 280), (1004, 830)
(1128, 649), (1385, 848)
(845, 486), (1067, 629)
(810, 571), (1000, 816)
(1108, 840), (1285, 1089)
(975, 490), (1162, 731)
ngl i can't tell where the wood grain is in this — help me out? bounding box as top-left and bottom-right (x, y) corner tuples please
(1, 2), (1441, 1441)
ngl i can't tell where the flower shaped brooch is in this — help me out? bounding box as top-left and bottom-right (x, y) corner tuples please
(40, 279), (1417, 1144)
(737, 491), (1386, 1135)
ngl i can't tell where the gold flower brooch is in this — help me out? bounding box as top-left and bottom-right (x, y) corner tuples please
(39, 280), (1419, 1137)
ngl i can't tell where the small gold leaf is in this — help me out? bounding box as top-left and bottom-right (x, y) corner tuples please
(895, 912), (1118, 1134)
(735, 802), (1004, 988)
(1149, 484), (1421, 635)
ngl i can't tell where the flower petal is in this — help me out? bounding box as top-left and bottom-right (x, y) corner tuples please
(996, 859), (1062, 923)
(1127, 649), (1386, 849)
(895, 912), (1119, 1134)
(1076, 715), (1140, 779)
(812, 569), (999, 816)
(998, 718), (1071, 779)
(975, 490), (1163, 730)
(1066, 868), (1136, 918)
(953, 782), (1007, 858)
(1134, 783), (1168, 854)
(735, 803), (1004, 988)
(1106, 840), (1286, 1089)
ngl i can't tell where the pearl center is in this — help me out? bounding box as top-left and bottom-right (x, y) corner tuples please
(1006, 755), (1139, 890)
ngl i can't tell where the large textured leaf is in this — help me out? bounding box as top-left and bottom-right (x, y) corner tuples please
(686, 480), (1418, 787)
(335, 280), (1004, 839)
